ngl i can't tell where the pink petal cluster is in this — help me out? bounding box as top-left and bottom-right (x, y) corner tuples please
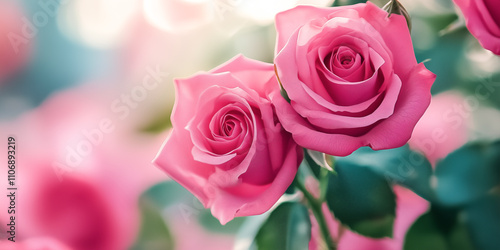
(272, 2), (435, 156)
(154, 2), (436, 229)
(154, 55), (302, 224)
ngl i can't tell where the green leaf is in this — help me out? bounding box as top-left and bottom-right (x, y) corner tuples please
(404, 206), (475, 250)
(255, 202), (312, 250)
(336, 145), (435, 201)
(434, 141), (500, 206)
(463, 195), (500, 250)
(325, 161), (396, 238)
(198, 209), (245, 234)
(351, 215), (395, 238)
(131, 196), (175, 250)
(448, 219), (476, 250)
(404, 212), (448, 250)
(331, 0), (367, 7)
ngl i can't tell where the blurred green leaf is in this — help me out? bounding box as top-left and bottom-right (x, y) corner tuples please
(143, 181), (196, 208)
(331, 0), (367, 7)
(325, 161), (396, 238)
(255, 202), (312, 250)
(448, 219), (476, 250)
(335, 145), (435, 201)
(350, 215), (394, 239)
(404, 211), (448, 250)
(234, 214), (270, 250)
(439, 16), (466, 36)
(434, 141), (500, 206)
(463, 195), (500, 250)
(414, 22), (467, 94)
(404, 206), (475, 250)
(131, 196), (175, 250)
(140, 110), (172, 133)
(198, 209), (246, 234)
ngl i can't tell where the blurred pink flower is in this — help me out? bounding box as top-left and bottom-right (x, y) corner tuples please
(453, 0), (500, 54)
(272, 2), (435, 156)
(154, 55), (302, 225)
(19, 170), (122, 250)
(0, 84), (167, 249)
(409, 91), (469, 165)
(0, 1), (31, 82)
(0, 237), (71, 250)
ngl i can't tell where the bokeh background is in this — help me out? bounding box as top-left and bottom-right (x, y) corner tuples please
(0, 0), (499, 249)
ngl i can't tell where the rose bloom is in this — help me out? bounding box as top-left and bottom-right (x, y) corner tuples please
(453, 0), (500, 55)
(272, 2), (435, 156)
(154, 55), (302, 224)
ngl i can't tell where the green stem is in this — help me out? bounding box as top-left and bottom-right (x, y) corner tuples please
(294, 177), (336, 250)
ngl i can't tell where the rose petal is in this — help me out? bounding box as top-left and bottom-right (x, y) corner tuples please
(208, 142), (302, 225)
(153, 130), (213, 207)
(454, 0), (500, 54)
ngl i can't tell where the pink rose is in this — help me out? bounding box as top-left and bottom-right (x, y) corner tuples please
(453, 0), (500, 54)
(272, 2), (435, 156)
(154, 55), (302, 224)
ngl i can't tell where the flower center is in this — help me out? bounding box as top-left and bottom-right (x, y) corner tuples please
(223, 119), (236, 136)
(340, 56), (353, 66)
(333, 46), (358, 69)
(218, 111), (245, 138)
